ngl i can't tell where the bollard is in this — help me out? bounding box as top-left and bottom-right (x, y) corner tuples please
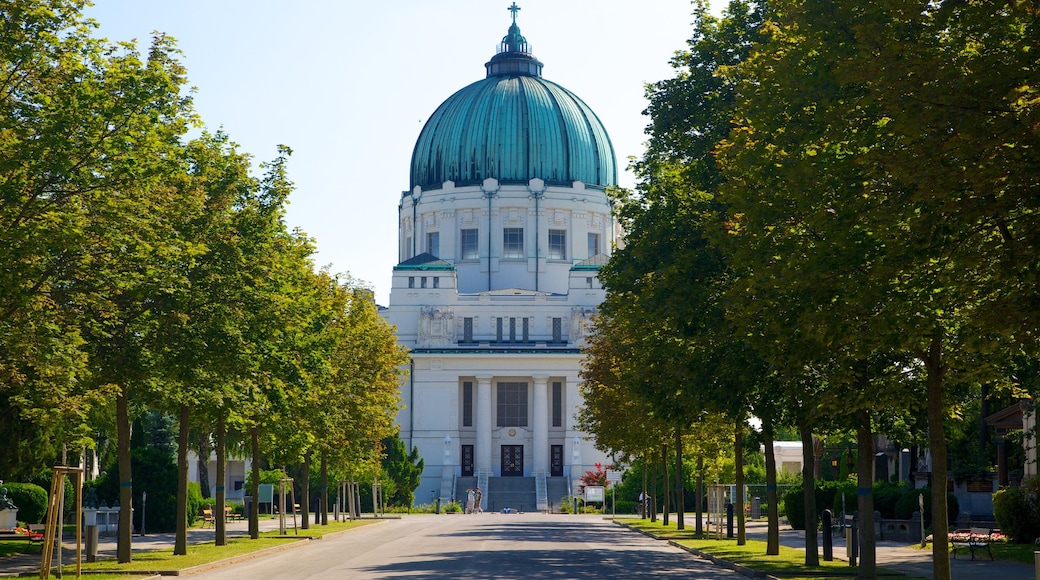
(726, 502), (734, 539)
(821, 509), (833, 561)
(85, 524), (99, 562)
(846, 513), (858, 567)
(573, 497), (578, 515)
(435, 498), (441, 514)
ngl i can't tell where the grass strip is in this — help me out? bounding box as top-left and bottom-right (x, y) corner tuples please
(621, 519), (913, 578)
(54, 519), (377, 575)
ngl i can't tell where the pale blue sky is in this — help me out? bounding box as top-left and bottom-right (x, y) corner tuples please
(84, 1), (717, 304)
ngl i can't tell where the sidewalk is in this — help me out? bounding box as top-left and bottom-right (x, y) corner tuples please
(0, 516), (298, 577)
(744, 520), (1037, 580)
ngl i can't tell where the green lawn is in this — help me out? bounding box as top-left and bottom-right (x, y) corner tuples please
(0, 519), (378, 576)
(621, 519), (921, 579)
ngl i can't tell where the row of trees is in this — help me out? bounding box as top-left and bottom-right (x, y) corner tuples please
(0, 0), (409, 563)
(580, 1), (1037, 579)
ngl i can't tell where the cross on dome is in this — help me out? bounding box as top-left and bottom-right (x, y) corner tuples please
(508, 3), (521, 24)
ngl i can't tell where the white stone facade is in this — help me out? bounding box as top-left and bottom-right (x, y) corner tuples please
(383, 177), (616, 507)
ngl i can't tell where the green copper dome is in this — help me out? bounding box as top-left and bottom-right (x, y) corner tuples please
(410, 8), (617, 191)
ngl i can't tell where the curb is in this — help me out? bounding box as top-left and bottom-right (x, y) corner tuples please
(613, 520), (776, 579)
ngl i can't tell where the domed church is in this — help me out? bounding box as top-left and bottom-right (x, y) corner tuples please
(383, 4), (617, 510)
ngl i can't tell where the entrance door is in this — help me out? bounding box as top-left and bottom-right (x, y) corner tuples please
(501, 445), (523, 476)
(550, 445), (563, 477)
(461, 445), (474, 477)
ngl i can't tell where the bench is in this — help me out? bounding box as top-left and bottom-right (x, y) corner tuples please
(0, 525), (45, 544)
(951, 527), (994, 561)
(201, 508), (214, 528)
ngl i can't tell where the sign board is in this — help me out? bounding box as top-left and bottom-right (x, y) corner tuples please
(585, 486), (605, 503)
(606, 470), (623, 483)
(258, 483), (274, 504)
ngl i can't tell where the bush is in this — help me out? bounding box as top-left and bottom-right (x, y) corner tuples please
(5, 483), (48, 524)
(993, 476), (1040, 543)
(186, 482), (204, 527)
(784, 478), (957, 530)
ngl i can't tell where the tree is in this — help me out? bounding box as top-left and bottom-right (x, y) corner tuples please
(380, 434), (423, 507)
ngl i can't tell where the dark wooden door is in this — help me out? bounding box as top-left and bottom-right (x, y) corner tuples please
(462, 445), (474, 477)
(501, 445), (523, 476)
(550, 445), (563, 477)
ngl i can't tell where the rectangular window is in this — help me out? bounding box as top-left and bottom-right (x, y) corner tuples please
(461, 228), (479, 260)
(432, 277), (440, 288)
(522, 318), (529, 342)
(405, 236), (412, 259)
(503, 227), (524, 259)
(509, 317), (516, 342)
(552, 317), (562, 343)
(548, 229), (566, 260)
(408, 277), (415, 289)
(420, 276), (427, 288)
(496, 317), (503, 342)
(463, 382), (473, 427)
(426, 232), (440, 257)
(463, 318), (473, 343)
(496, 382), (528, 427)
(552, 381), (563, 427)
(588, 233), (601, 257)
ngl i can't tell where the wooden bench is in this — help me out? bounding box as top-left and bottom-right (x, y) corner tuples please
(201, 508), (214, 528)
(951, 527), (994, 561)
(0, 525), (45, 544)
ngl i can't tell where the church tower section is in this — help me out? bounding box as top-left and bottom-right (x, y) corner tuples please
(383, 4), (615, 510)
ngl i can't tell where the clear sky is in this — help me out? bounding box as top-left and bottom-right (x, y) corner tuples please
(84, 1), (714, 304)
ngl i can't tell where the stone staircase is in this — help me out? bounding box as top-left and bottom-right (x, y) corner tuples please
(486, 477), (536, 513)
(546, 477), (570, 512)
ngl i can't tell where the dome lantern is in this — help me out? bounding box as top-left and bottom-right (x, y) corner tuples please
(485, 3), (543, 77)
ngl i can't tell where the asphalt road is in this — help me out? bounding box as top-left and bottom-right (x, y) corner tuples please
(186, 513), (741, 579)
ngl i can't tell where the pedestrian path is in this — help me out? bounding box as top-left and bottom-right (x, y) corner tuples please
(742, 520), (1037, 580)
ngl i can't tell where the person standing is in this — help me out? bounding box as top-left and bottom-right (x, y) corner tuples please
(474, 488), (483, 513)
(466, 488), (475, 514)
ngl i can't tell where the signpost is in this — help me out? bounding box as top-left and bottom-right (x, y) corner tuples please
(606, 470), (622, 518)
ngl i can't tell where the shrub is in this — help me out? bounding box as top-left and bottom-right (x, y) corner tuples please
(5, 483), (48, 524)
(186, 482), (204, 527)
(993, 476), (1040, 544)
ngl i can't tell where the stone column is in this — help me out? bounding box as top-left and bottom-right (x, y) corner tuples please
(475, 376), (493, 474)
(532, 376), (549, 474)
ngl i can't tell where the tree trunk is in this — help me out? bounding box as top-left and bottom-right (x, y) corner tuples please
(320, 449), (329, 526)
(763, 419), (780, 555)
(175, 404), (189, 555)
(661, 443), (670, 526)
(674, 427), (685, 530)
(651, 452), (658, 522)
(735, 420), (746, 545)
(696, 455), (704, 535)
(197, 432), (211, 499)
(116, 386), (133, 563)
(799, 421), (820, 566)
(857, 408), (877, 579)
(641, 453), (648, 519)
(924, 333), (951, 580)
(301, 453), (311, 530)
(215, 412), (227, 546)
(249, 425), (260, 539)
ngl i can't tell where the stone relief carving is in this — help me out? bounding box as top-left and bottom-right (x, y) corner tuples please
(570, 307), (596, 342)
(418, 306), (454, 347)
